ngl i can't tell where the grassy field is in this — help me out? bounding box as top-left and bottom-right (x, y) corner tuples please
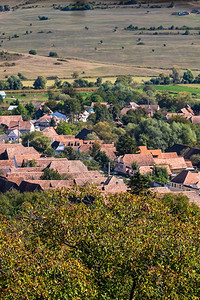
(151, 85), (200, 95)
(0, 2), (200, 79)
(6, 92), (49, 103)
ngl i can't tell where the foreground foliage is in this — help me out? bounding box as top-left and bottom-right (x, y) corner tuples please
(1, 188), (200, 299)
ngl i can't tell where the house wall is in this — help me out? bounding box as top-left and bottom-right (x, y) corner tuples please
(114, 160), (126, 174)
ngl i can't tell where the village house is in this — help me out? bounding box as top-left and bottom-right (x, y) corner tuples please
(101, 175), (127, 194)
(120, 104), (160, 117)
(153, 156), (192, 176)
(163, 104), (194, 121)
(7, 129), (19, 142)
(51, 111), (67, 122)
(114, 146), (192, 177)
(0, 115), (23, 128)
(34, 114), (59, 130)
(8, 120), (35, 135)
(140, 105), (160, 117)
(170, 170), (200, 191)
(114, 153), (155, 175)
(42, 127), (59, 142)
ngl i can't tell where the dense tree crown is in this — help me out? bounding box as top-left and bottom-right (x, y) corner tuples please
(33, 76), (47, 89)
(1, 188), (200, 299)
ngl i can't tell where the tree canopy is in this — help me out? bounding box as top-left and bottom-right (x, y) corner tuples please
(33, 76), (47, 89)
(22, 131), (51, 153)
(1, 187), (200, 299)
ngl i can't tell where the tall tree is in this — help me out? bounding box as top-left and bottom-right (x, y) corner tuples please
(172, 65), (181, 84)
(7, 75), (23, 90)
(33, 76), (47, 89)
(116, 134), (138, 155)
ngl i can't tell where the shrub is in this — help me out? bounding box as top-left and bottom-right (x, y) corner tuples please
(38, 16), (48, 20)
(29, 49), (37, 55)
(49, 51), (58, 58)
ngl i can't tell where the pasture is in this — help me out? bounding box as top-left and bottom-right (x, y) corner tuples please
(5, 92), (49, 103)
(0, 2), (199, 80)
(151, 85), (200, 95)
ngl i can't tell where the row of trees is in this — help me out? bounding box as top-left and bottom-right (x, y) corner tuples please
(147, 66), (200, 85)
(0, 5), (10, 11)
(0, 75), (47, 90)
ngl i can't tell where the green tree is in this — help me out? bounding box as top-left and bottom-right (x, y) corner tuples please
(25, 102), (35, 117)
(18, 72), (27, 80)
(50, 117), (57, 128)
(63, 146), (80, 160)
(90, 94), (103, 103)
(172, 65), (180, 84)
(156, 91), (174, 109)
(94, 122), (117, 143)
(183, 69), (194, 83)
(62, 97), (82, 122)
(4, 4), (10, 11)
(22, 131), (51, 153)
(33, 76), (47, 89)
(1, 188), (200, 298)
(148, 166), (169, 184)
(96, 77), (102, 87)
(56, 121), (72, 135)
(29, 49), (37, 55)
(0, 95), (3, 104)
(85, 133), (99, 141)
(190, 154), (200, 167)
(40, 168), (62, 180)
(174, 92), (192, 111)
(49, 51), (58, 57)
(7, 75), (23, 90)
(13, 104), (28, 119)
(116, 134), (138, 155)
(128, 171), (150, 194)
(90, 141), (101, 157)
(93, 103), (112, 123)
(115, 75), (132, 86)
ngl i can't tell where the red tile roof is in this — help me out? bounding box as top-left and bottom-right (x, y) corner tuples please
(139, 146), (162, 158)
(190, 116), (200, 124)
(0, 115), (22, 127)
(34, 158), (68, 168)
(8, 121), (33, 131)
(171, 170), (200, 185)
(14, 154), (41, 166)
(27, 180), (74, 190)
(49, 160), (88, 173)
(122, 153), (155, 168)
(42, 127), (59, 140)
(6, 146), (39, 160)
(102, 176), (127, 194)
(154, 157), (187, 171)
(120, 107), (132, 115)
(0, 160), (15, 168)
(161, 152), (178, 159)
